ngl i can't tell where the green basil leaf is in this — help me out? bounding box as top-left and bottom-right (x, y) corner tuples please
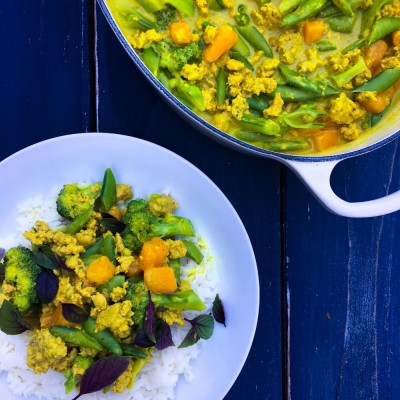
(100, 168), (117, 213)
(0, 300), (31, 335)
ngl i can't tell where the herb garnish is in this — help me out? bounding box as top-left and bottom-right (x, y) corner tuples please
(36, 269), (59, 303)
(62, 303), (88, 324)
(179, 314), (214, 348)
(71, 355), (130, 400)
(34, 245), (72, 272)
(212, 294), (226, 326)
(0, 300), (32, 335)
(145, 291), (156, 343)
(100, 213), (126, 234)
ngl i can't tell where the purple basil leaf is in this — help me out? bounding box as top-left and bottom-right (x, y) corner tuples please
(62, 303), (88, 324)
(0, 300), (31, 335)
(144, 291), (156, 343)
(132, 328), (156, 348)
(178, 327), (200, 348)
(100, 213), (126, 234)
(36, 270), (59, 303)
(212, 294), (226, 326)
(0, 248), (5, 260)
(34, 245), (59, 269)
(156, 321), (174, 350)
(71, 355), (130, 400)
(55, 254), (73, 272)
(186, 314), (214, 340)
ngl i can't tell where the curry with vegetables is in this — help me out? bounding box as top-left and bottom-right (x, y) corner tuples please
(107, 0), (400, 154)
(0, 169), (224, 398)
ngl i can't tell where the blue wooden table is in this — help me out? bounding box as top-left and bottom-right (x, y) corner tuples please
(1, 2), (400, 399)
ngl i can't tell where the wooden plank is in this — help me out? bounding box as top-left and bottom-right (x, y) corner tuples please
(0, 0), (93, 161)
(284, 140), (400, 399)
(95, 6), (283, 398)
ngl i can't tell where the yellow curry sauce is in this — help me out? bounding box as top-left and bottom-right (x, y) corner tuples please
(107, 0), (400, 154)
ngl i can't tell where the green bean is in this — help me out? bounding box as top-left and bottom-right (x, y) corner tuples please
(50, 326), (103, 351)
(327, 14), (356, 33)
(216, 68), (227, 105)
(235, 25), (273, 57)
(246, 94), (270, 112)
(100, 235), (117, 265)
(332, 58), (367, 87)
(353, 69), (400, 92)
(100, 168), (117, 213)
(331, 0), (353, 16)
(361, 0), (392, 37)
(316, 40), (337, 52)
(236, 131), (272, 143)
(229, 50), (254, 70)
(281, 0), (329, 26)
(97, 275), (126, 294)
(279, 0), (303, 16)
(278, 64), (322, 94)
(341, 38), (366, 53)
(64, 208), (93, 235)
(82, 317), (123, 356)
(270, 84), (339, 102)
(368, 17), (400, 45)
(182, 240), (204, 264)
(263, 139), (310, 151)
(142, 46), (160, 76)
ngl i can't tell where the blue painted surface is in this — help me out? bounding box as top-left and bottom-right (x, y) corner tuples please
(1, 2), (400, 400)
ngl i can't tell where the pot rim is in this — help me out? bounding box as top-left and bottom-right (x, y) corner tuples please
(98, 0), (400, 164)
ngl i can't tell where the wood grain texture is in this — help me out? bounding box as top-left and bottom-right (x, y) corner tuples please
(0, 0), (93, 161)
(284, 139), (400, 400)
(95, 5), (283, 398)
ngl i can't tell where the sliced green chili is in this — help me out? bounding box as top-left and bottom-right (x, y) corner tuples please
(235, 25), (273, 57)
(353, 68), (400, 92)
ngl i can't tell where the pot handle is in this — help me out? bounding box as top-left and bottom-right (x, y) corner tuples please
(284, 159), (400, 218)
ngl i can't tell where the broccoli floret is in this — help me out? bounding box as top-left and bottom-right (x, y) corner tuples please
(154, 5), (177, 30)
(168, 77), (206, 111)
(4, 246), (42, 313)
(56, 183), (100, 220)
(121, 198), (195, 252)
(154, 40), (202, 73)
(136, 0), (195, 17)
(126, 280), (206, 326)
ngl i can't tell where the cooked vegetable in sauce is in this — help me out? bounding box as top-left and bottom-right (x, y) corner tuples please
(0, 169), (225, 397)
(107, 0), (400, 154)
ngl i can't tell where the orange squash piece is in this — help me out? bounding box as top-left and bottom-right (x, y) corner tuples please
(139, 237), (168, 271)
(392, 30), (400, 46)
(363, 40), (388, 69)
(40, 304), (76, 329)
(144, 266), (177, 294)
(86, 255), (116, 286)
(302, 20), (325, 45)
(170, 21), (192, 45)
(203, 25), (238, 63)
(359, 87), (395, 114)
(313, 129), (341, 152)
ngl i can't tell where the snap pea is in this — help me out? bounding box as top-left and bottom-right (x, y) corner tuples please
(270, 84), (339, 102)
(370, 106), (389, 126)
(64, 208), (93, 235)
(100, 234), (117, 265)
(82, 317), (123, 356)
(81, 253), (102, 266)
(120, 343), (149, 359)
(278, 64), (322, 94)
(50, 325), (103, 351)
(239, 114), (281, 135)
(216, 67), (227, 105)
(81, 237), (104, 258)
(331, 0), (353, 16)
(281, 0), (329, 26)
(169, 258), (181, 285)
(97, 275), (126, 294)
(341, 38), (366, 53)
(353, 68), (400, 92)
(229, 50), (254, 70)
(318, 3), (341, 17)
(279, 0), (303, 16)
(263, 139), (310, 152)
(100, 168), (117, 213)
(235, 25), (273, 57)
(246, 94), (270, 112)
(316, 40), (337, 52)
(231, 26), (251, 57)
(182, 240), (204, 264)
(367, 17), (400, 45)
(327, 14), (356, 33)
(236, 131), (273, 143)
(142, 46), (160, 76)
(361, 0), (392, 37)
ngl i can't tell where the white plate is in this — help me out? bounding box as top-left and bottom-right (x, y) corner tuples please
(0, 132), (259, 400)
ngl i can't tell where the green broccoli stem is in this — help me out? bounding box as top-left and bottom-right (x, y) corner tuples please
(169, 78), (206, 111)
(332, 58), (367, 87)
(150, 214), (196, 238)
(166, 0), (195, 17)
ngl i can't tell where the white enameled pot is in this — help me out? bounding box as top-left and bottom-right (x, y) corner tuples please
(98, 0), (400, 218)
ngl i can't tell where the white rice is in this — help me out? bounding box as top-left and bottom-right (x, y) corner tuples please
(0, 189), (218, 400)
